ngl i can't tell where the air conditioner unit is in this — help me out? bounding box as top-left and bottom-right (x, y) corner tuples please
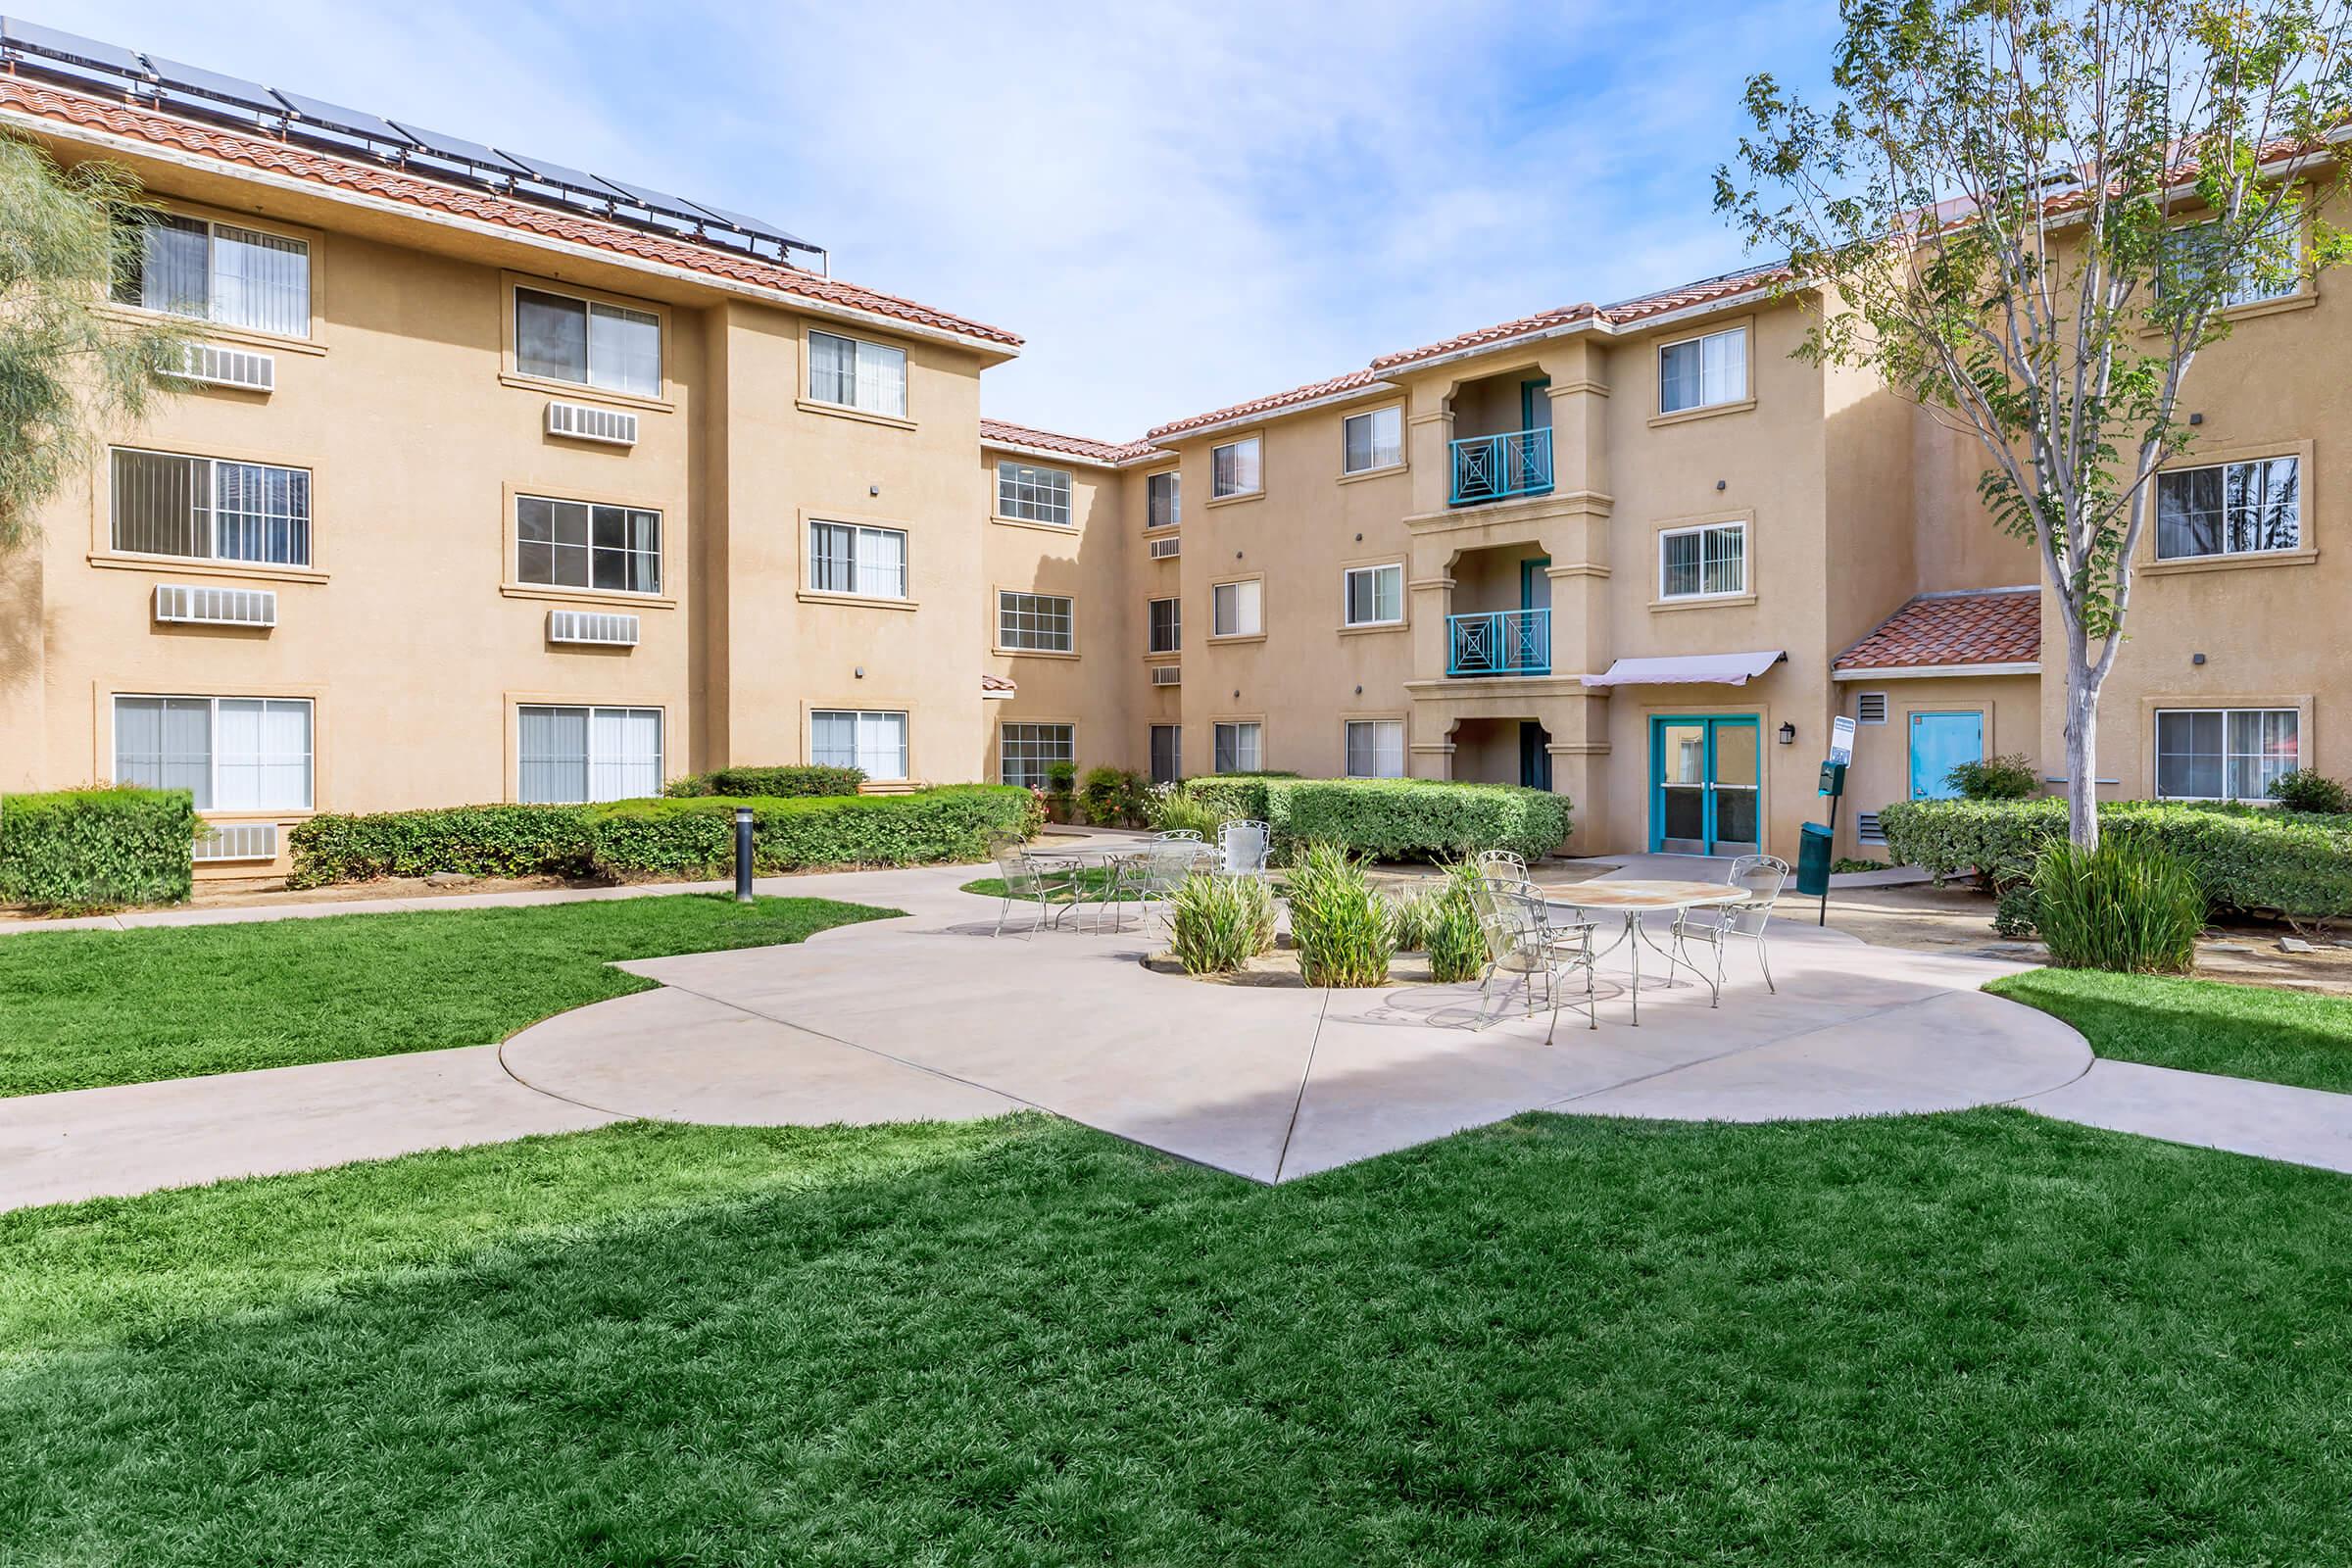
(545, 400), (639, 446)
(193, 821), (279, 863)
(1854, 691), (1888, 724)
(154, 583), (276, 628)
(548, 609), (640, 647)
(1149, 534), (1181, 560)
(1856, 812), (1886, 845)
(1150, 663), (1181, 686)
(170, 342), (275, 392)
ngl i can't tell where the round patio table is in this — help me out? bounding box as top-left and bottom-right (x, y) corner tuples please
(1544, 880), (1750, 1026)
(1022, 845), (1152, 932)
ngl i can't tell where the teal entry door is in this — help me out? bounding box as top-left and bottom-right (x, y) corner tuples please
(1650, 715), (1761, 856)
(1908, 711), (1984, 800)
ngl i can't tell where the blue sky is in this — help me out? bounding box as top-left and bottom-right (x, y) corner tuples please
(65, 0), (1840, 438)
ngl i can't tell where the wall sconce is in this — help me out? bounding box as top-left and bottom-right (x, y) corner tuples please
(1777, 721), (1796, 746)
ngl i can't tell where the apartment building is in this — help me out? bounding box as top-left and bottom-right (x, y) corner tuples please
(1, 19), (2340, 875)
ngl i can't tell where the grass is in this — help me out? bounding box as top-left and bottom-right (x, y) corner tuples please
(0, 895), (896, 1098)
(959, 866), (1140, 902)
(4, 1110), (2350, 1564)
(1990, 966), (2352, 1095)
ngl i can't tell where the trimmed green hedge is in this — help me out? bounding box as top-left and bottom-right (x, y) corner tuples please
(1879, 797), (2352, 921)
(289, 787), (1041, 888)
(663, 765), (864, 800)
(1174, 775), (1574, 862)
(0, 786), (200, 910)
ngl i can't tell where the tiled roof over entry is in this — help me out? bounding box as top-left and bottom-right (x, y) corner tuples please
(1835, 587), (2042, 671)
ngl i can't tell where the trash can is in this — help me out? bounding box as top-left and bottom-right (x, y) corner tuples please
(1795, 820), (1834, 898)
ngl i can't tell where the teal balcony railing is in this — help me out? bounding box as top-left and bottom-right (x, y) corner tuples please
(1447, 608), (1550, 676)
(1449, 426), (1553, 505)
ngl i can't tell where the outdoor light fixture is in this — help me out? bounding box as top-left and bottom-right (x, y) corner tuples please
(1778, 721), (1796, 745)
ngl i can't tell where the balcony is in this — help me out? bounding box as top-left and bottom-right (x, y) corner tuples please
(1448, 426), (1552, 506)
(1446, 608), (1550, 676)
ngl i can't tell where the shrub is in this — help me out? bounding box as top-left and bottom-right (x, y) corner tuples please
(1180, 775), (1274, 826)
(585, 786), (1040, 880)
(2032, 838), (2205, 973)
(287, 805), (594, 888)
(0, 786), (200, 910)
(1167, 871), (1276, 975)
(1284, 842), (1396, 988)
(2268, 768), (2352, 815)
(1993, 883), (2040, 939)
(1424, 864), (1489, 985)
(1078, 766), (1150, 827)
(1947, 753), (2038, 801)
(1391, 889), (1439, 952)
(1167, 776), (1573, 864)
(1146, 785), (1228, 838)
(663, 765), (864, 800)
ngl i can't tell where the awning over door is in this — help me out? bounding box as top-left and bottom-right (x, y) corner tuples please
(1580, 650), (1785, 688)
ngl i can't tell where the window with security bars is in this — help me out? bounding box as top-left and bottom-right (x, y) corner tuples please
(808, 329), (907, 417)
(808, 521), (908, 598)
(2156, 456), (2299, 560)
(111, 448), (311, 565)
(516, 496), (662, 594)
(115, 213), (310, 337)
(811, 710), (908, 781)
(115, 695), (313, 810)
(998, 591), (1075, 652)
(997, 462), (1073, 525)
(1213, 721), (1262, 773)
(1150, 725), (1181, 784)
(1658, 325), (1747, 414)
(517, 705), (662, 804)
(514, 287), (661, 398)
(1345, 719), (1405, 778)
(1343, 564), (1403, 625)
(1211, 436), (1261, 498)
(1148, 596), (1181, 654)
(1001, 722), (1075, 789)
(1343, 406), (1402, 473)
(2155, 709), (2299, 803)
(1147, 471), (1181, 527)
(1659, 521), (1746, 598)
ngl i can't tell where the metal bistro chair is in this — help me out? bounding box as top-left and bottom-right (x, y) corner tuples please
(1219, 818), (1273, 879)
(1133, 838), (1214, 934)
(1154, 828), (1204, 843)
(1673, 854), (1790, 997)
(1467, 881), (1598, 1037)
(988, 834), (1079, 939)
(1471, 849), (1529, 884)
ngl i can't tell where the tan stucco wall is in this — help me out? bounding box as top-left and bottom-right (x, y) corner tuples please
(1834, 675), (2042, 857)
(980, 452), (1133, 782)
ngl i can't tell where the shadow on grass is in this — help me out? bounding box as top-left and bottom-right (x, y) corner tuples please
(1989, 967), (2352, 1096)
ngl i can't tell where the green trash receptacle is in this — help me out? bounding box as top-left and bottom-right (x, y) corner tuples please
(1795, 821), (1834, 898)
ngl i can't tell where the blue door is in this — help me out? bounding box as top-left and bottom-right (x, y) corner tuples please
(1908, 711), (1984, 800)
(1650, 715), (1762, 855)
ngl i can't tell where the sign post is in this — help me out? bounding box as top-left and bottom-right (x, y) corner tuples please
(1811, 716), (1857, 926)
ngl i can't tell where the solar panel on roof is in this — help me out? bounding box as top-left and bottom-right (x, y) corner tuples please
(0, 15), (146, 74)
(140, 54), (282, 114)
(682, 199), (815, 252)
(590, 173), (694, 214)
(270, 89), (411, 147)
(384, 122), (532, 176)
(497, 151), (614, 198)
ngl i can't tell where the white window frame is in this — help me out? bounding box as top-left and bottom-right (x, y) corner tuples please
(2159, 209), (2303, 310)
(1211, 578), (1263, 639)
(807, 328), (908, 418)
(996, 461), (1074, 526)
(114, 212), (312, 338)
(1344, 718), (1406, 779)
(1213, 720), (1263, 774)
(109, 446), (313, 567)
(516, 705), (663, 805)
(2154, 455), (2302, 562)
(807, 520), (909, 599)
(2153, 707), (2301, 804)
(515, 494), (663, 596)
(514, 285), (662, 398)
(1000, 722), (1076, 790)
(1148, 596), (1181, 654)
(1657, 520), (1748, 600)
(1342, 563), (1405, 627)
(1657, 324), (1748, 415)
(1211, 436), (1263, 499)
(1147, 470), (1181, 528)
(997, 590), (1076, 654)
(1342, 405), (1404, 475)
(810, 709), (909, 782)
(112, 694), (315, 811)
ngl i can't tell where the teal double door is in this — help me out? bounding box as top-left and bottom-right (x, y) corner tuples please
(1650, 715), (1761, 856)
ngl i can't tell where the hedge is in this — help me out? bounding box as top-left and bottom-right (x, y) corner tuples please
(1175, 775), (1573, 862)
(662, 765), (864, 800)
(0, 786), (200, 909)
(1879, 797), (2352, 922)
(288, 786), (1041, 888)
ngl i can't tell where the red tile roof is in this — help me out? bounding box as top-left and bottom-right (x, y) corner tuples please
(1145, 368), (1386, 441)
(1835, 588), (2043, 671)
(979, 418), (1160, 466)
(1368, 304), (1598, 372)
(0, 76), (1021, 349)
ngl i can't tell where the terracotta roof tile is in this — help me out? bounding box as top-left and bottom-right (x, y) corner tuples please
(1368, 303), (1598, 372)
(1835, 588), (2042, 671)
(1, 77), (1020, 348)
(979, 417), (1161, 466)
(1146, 368), (1386, 441)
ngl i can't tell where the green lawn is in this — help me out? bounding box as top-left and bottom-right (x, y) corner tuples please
(960, 866), (1140, 902)
(1989, 966), (2352, 1095)
(5, 1110), (2349, 1564)
(0, 895), (895, 1098)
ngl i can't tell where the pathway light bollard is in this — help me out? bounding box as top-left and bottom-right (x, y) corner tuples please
(734, 806), (755, 903)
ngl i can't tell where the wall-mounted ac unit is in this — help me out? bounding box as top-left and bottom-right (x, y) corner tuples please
(154, 583), (276, 628)
(1856, 811), (1886, 845)
(1150, 663), (1181, 686)
(193, 821), (279, 863)
(1149, 534), (1181, 559)
(170, 342), (275, 392)
(548, 609), (640, 647)
(546, 400), (639, 446)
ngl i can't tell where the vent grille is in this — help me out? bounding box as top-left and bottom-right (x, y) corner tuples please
(1855, 691), (1888, 724)
(545, 400), (639, 446)
(154, 583), (277, 627)
(1150, 663), (1181, 686)
(193, 821), (279, 863)
(1149, 534), (1181, 560)
(1856, 811), (1886, 846)
(170, 342), (275, 392)
(548, 609), (641, 647)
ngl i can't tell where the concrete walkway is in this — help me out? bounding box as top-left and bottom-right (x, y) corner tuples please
(2017, 1057), (2352, 1175)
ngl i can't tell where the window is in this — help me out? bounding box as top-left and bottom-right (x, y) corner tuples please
(1147, 470), (1181, 528)
(111, 448), (311, 565)
(997, 462), (1072, 525)
(998, 591), (1075, 653)
(516, 496), (662, 594)
(1211, 436), (1262, 499)
(1212, 579), (1263, 638)
(114, 213), (310, 337)
(811, 710), (908, 782)
(1213, 721), (1262, 773)
(1658, 324), (1747, 415)
(1659, 521), (1747, 599)
(1148, 596), (1181, 654)
(2156, 456), (2300, 561)
(2155, 708), (2299, 802)
(1343, 564), (1404, 626)
(115, 695), (313, 810)
(2160, 209), (2301, 310)
(808, 329), (907, 417)
(517, 705), (662, 804)
(1854, 692), (1888, 724)
(808, 521), (908, 598)
(1150, 725), (1181, 784)
(1343, 406), (1403, 474)
(1345, 719), (1406, 779)
(1001, 722), (1075, 790)
(514, 287), (661, 398)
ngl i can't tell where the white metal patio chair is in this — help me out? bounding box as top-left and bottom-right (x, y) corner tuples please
(1219, 818), (1272, 878)
(1154, 828), (1204, 842)
(988, 834), (1079, 938)
(1672, 854), (1790, 997)
(1131, 839), (1214, 933)
(1471, 849), (1528, 884)
(1466, 881), (1598, 1036)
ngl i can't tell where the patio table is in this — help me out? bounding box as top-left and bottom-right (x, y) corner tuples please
(1023, 845), (1152, 932)
(1544, 880), (1749, 1026)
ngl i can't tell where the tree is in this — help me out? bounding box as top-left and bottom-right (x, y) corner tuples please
(0, 130), (188, 553)
(1718, 0), (2352, 846)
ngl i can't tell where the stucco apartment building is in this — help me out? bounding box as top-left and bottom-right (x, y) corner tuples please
(2, 21), (2340, 875)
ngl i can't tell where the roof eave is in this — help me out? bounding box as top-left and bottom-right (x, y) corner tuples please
(1832, 661), (2041, 680)
(1147, 379), (1398, 445)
